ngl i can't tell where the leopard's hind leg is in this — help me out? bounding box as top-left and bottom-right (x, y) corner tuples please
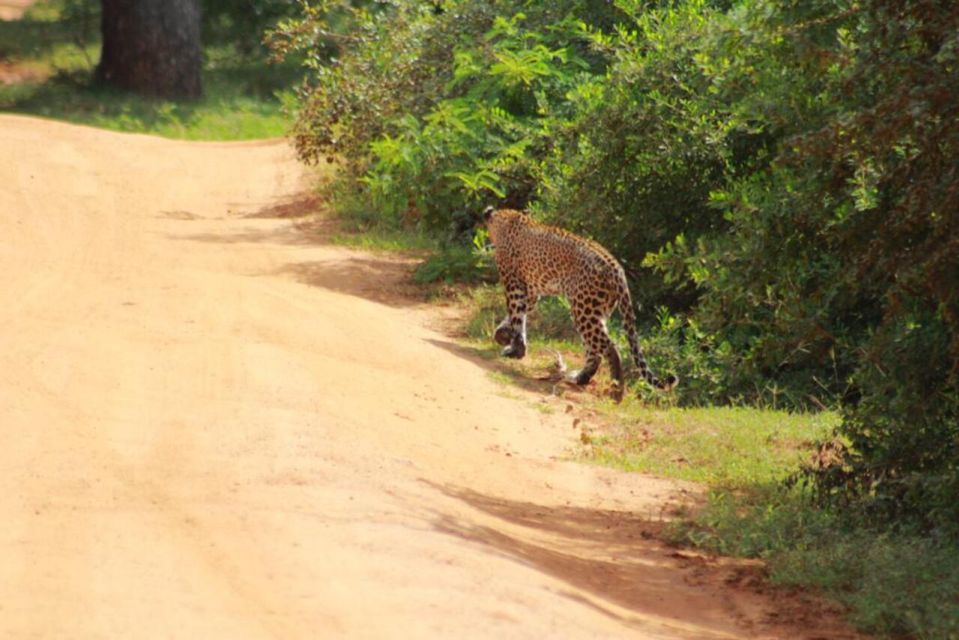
(566, 296), (624, 401)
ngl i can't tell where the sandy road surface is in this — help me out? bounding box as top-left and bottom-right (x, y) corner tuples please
(0, 0), (34, 20)
(0, 115), (860, 639)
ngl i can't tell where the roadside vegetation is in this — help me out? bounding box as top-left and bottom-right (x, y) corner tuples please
(0, 0), (299, 139)
(273, 1), (959, 637)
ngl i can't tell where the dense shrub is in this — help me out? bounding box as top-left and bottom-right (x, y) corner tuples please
(651, 0), (959, 529)
(272, 1), (625, 234)
(786, 0), (959, 529)
(278, 0), (959, 531)
(535, 1), (738, 313)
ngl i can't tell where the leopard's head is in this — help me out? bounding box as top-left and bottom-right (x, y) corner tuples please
(483, 207), (528, 247)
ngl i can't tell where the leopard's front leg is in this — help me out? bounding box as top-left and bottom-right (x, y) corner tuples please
(497, 279), (529, 359)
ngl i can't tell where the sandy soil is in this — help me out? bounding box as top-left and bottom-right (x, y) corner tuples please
(0, 0), (34, 20)
(0, 115), (863, 639)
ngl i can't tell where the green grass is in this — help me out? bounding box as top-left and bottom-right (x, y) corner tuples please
(328, 227), (437, 254)
(461, 284), (579, 343)
(588, 405), (836, 488)
(0, 1), (96, 67)
(317, 182), (441, 254)
(1, 73), (294, 139)
(0, 1), (297, 140)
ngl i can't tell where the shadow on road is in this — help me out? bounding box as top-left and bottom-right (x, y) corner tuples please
(242, 193), (325, 219)
(426, 481), (746, 638)
(425, 480), (864, 639)
(279, 257), (423, 309)
(166, 192), (427, 309)
(172, 223), (320, 247)
(424, 337), (599, 401)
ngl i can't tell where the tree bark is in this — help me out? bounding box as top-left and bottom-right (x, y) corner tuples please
(96, 0), (203, 99)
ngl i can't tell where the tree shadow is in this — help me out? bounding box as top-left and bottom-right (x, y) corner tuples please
(426, 481), (751, 638)
(426, 481), (862, 639)
(431, 481), (670, 548)
(166, 194), (329, 243)
(0, 12), (81, 61)
(171, 222), (320, 247)
(423, 336), (602, 401)
(169, 193), (427, 309)
(242, 193), (324, 219)
(278, 256), (425, 309)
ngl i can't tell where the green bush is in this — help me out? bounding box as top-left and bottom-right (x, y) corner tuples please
(535, 1), (737, 313)
(413, 230), (496, 284)
(282, 0), (959, 532)
(664, 0), (959, 530)
(271, 1), (625, 230)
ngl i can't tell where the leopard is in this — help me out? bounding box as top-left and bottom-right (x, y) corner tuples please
(483, 206), (677, 402)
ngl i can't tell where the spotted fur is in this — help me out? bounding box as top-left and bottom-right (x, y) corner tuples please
(484, 207), (677, 401)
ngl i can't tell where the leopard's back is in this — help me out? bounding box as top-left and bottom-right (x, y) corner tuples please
(491, 212), (627, 300)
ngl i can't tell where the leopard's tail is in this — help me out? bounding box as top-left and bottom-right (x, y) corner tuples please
(618, 286), (678, 391)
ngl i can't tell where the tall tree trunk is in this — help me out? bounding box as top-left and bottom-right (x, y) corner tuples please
(96, 0), (202, 99)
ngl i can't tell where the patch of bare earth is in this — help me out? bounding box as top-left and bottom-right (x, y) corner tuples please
(0, 60), (45, 84)
(0, 114), (865, 639)
(0, 0), (36, 20)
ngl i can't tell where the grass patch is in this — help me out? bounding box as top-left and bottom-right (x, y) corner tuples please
(0, 2), (97, 73)
(412, 246), (494, 285)
(321, 185), (497, 286)
(0, 2), (297, 140)
(318, 181), (439, 254)
(327, 223), (437, 254)
(588, 405), (836, 488)
(1, 71), (294, 139)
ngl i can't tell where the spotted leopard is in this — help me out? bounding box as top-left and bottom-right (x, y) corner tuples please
(484, 207), (677, 401)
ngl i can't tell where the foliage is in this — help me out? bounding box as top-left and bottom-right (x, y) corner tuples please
(270, 1), (623, 230)
(203, 0), (301, 58)
(281, 0), (959, 535)
(536, 0), (739, 314)
(413, 230), (495, 284)
(661, 0), (959, 531)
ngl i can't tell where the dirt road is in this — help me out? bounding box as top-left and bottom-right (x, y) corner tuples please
(0, 0), (34, 20)
(0, 115), (859, 639)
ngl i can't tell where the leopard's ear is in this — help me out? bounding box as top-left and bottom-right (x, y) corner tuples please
(482, 205), (495, 221)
